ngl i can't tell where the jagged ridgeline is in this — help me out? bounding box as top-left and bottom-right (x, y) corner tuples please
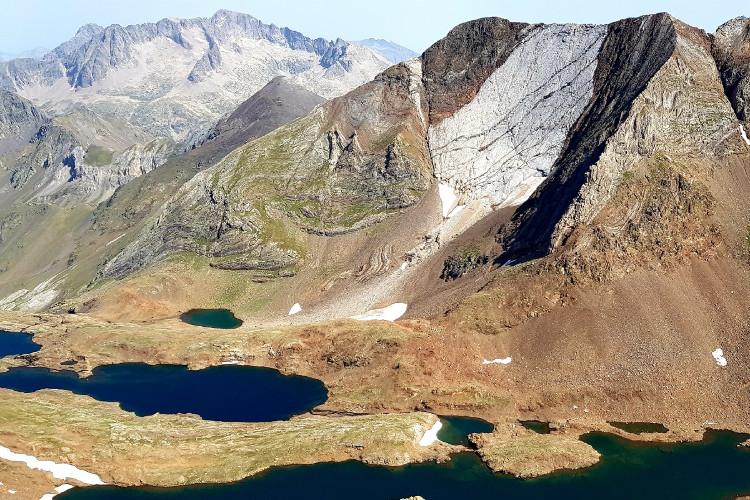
(1, 12), (749, 318)
(0, 10), (393, 142)
(104, 14), (749, 278)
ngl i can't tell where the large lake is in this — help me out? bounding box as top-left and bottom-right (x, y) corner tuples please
(61, 429), (750, 499)
(0, 362), (327, 422)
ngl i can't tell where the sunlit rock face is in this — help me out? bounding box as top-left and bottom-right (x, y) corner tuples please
(427, 23), (606, 208)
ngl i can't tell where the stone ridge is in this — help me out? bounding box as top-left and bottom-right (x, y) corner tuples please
(0, 10), (359, 91)
(421, 17), (531, 124)
(498, 13), (678, 261)
(427, 23), (607, 206)
(713, 16), (750, 123)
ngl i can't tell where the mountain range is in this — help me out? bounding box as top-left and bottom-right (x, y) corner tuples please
(0, 10), (396, 143)
(2, 8), (750, 494)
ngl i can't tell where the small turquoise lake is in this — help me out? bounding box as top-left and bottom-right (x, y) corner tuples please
(179, 309), (243, 329)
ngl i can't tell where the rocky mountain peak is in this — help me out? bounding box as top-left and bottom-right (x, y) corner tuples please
(75, 23), (104, 37)
(716, 16), (750, 37)
(422, 17), (531, 124)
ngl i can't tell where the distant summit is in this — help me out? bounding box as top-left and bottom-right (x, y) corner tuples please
(356, 38), (418, 63)
(0, 10), (390, 143)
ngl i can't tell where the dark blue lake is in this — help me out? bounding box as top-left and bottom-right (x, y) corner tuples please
(437, 415), (494, 445)
(180, 309), (243, 329)
(60, 430), (750, 500)
(0, 330), (41, 357)
(0, 363), (327, 422)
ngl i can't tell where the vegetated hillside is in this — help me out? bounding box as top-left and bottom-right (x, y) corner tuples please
(0, 78), (325, 310)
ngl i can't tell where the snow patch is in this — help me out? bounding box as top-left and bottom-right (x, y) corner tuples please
(438, 183), (459, 218)
(0, 445), (104, 485)
(288, 303), (302, 316)
(351, 303), (407, 322)
(712, 348), (727, 367)
(741, 125), (750, 146)
(482, 357), (512, 365)
(418, 420), (443, 446)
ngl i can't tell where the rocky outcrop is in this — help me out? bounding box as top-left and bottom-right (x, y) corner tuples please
(498, 14), (679, 260)
(713, 17), (750, 124)
(0, 90), (46, 154)
(8, 124), (80, 190)
(422, 18), (530, 124)
(102, 62), (432, 278)
(428, 23), (606, 207)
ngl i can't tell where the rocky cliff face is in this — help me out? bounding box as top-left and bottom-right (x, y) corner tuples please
(427, 23), (606, 208)
(499, 15), (745, 262)
(713, 17), (750, 125)
(0, 10), (390, 143)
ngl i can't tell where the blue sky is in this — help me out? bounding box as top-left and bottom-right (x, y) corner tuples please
(3, 0), (748, 56)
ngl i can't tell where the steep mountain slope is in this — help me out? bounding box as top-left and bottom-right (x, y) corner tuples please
(101, 62), (432, 281)
(0, 10), (390, 143)
(0, 90), (46, 152)
(0, 78), (325, 310)
(63, 13), (750, 331)
(356, 39), (418, 63)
